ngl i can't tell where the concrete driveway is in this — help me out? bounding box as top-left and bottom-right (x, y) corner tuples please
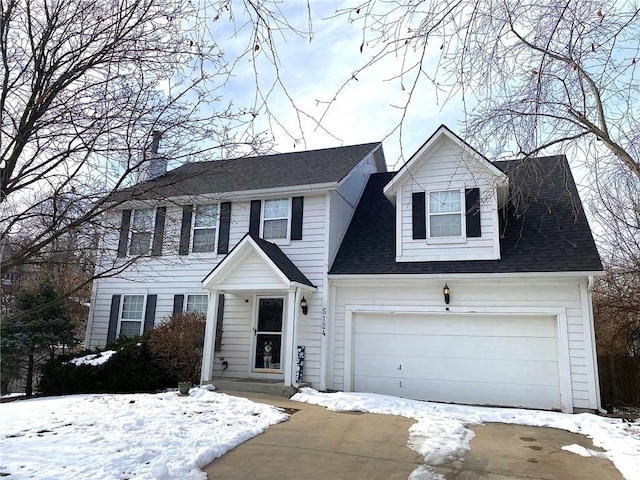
(204, 392), (624, 480)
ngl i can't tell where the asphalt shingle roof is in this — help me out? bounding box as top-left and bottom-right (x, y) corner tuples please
(330, 155), (602, 275)
(111, 143), (381, 201)
(249, 234), (316, 288)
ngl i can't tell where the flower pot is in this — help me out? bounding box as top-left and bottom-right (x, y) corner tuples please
(178, 381), (191, 395)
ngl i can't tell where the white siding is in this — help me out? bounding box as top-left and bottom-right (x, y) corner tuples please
(330, 276), (597, 411)
(396, 136), (501, 261)
(88, 193), (329, 388)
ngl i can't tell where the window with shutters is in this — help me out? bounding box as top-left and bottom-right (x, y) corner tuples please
(262, 198), (289, 240)
(129, 209), (155, 255)
(191, 203), (218, 253)
(119, 294), (145, 337)
(428, 190), (463, 238)
(185, 294), (208, 314)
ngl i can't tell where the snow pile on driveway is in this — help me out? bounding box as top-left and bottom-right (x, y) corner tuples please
(0, 388), (288, 479)
(292, 388), (640, 480)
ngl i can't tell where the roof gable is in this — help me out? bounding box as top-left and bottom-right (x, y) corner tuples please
(383, 125), (506, 201)
(202, 233), (316, 291)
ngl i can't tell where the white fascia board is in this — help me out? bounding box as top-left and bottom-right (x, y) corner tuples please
(291, 282), (317, 292)
(329, 270), (605, 283)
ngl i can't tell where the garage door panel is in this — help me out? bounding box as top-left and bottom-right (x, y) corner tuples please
(355, 315), (557, 338)
(352, 313), (561, 410)
(354, 334), (557, 362)
(399, 358), (560, 386)
(399, 378), (561, 410)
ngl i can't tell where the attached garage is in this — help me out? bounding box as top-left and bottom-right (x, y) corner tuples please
(349, 312), (562, 410)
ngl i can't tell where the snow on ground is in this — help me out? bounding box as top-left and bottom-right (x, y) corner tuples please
(0, 387), (288, 479)
(2, 386), (638, 480)
(292, 388), (640, 480)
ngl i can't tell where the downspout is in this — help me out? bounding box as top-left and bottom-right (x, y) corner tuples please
(587, 275), (606, 414)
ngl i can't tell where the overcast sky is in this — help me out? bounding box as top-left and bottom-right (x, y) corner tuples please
(212, 0), (466, 170)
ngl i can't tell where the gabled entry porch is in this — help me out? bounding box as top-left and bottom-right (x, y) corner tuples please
(200, 234), (316, 388)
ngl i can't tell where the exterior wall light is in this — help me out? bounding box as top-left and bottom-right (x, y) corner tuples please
(300, 296), (308, 315)
(442, 284), (450, 305)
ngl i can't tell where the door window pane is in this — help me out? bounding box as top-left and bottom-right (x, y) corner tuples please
(255, 334), (281, 370)
(257, 298), (283, 332)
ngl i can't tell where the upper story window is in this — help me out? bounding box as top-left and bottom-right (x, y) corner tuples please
(129, 208), (155, 255)
(185, 294), (208, 314)
(192, 204), (218, 253)
(119, 294), (145, 337)
(428, 190), (462, 237)
(263, 198), (289, 240)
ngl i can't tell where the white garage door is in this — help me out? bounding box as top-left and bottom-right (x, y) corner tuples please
(353, 313), (561, 410)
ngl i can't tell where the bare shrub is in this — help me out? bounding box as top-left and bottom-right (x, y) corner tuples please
(148, 312), (205, 385)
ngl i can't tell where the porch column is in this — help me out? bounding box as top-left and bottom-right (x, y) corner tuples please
(201, 291), (219, 383)
(282, 289), (297, 387)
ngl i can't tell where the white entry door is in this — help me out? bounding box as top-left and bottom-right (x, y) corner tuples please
(253, 297), (284, 373)
(352, 313), (561, 410)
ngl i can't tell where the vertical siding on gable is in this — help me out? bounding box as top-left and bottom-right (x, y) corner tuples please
(398, 138), (500, 261)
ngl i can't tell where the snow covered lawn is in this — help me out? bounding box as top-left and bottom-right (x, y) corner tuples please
(292, 388), (640, 480)
(0, 387), (287, 479)
(2, 387), (639, 480)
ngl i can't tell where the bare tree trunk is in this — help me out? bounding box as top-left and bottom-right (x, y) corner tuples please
(25, 351), (34, 397)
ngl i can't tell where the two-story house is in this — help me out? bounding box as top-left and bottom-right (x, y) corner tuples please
(86, 125), (603, 413)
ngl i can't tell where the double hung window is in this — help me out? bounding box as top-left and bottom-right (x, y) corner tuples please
(129, 209), (155, 255)
(185, 294), (208, 315)
(119, 294), (145, 337)
(192, 204), (218, 253)
(262, 199), (289, 240)
(429, 190), (462, 237)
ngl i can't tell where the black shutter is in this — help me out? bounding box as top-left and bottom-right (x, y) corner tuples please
(291, 196), (304, 240)
(143, 295), (157, 333)
(218, 202), (232, 254)
(107, 295), (121, 343)
(151, 207), (166, 256)
(173, 294), (184, 316)
(214, 293), (224, 352)
(412, 192), (426, 240)
(249, 200), (261, 237)
(117, 210), (131, 257)
(179, 205), (193, 255)
(465, 188), (481, 238)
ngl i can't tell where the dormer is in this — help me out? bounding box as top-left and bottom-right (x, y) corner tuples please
(383, 125), (508, 262)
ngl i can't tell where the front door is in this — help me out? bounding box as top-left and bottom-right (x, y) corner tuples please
(253, 297), (284, 373)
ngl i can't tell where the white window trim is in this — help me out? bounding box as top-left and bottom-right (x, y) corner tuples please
(117, 293), (147, 337)
(184, 293), (209, 316)
(260, 197), (291, 244)
(426, 188), (466, 243)
(190, 203), (220, 254)
(128, 208), (156, 256)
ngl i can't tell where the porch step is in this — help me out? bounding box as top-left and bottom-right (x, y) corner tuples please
(204, 377), (309, 397)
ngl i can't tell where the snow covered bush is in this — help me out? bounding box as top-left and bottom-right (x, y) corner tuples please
(39, 336), (179, 395)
